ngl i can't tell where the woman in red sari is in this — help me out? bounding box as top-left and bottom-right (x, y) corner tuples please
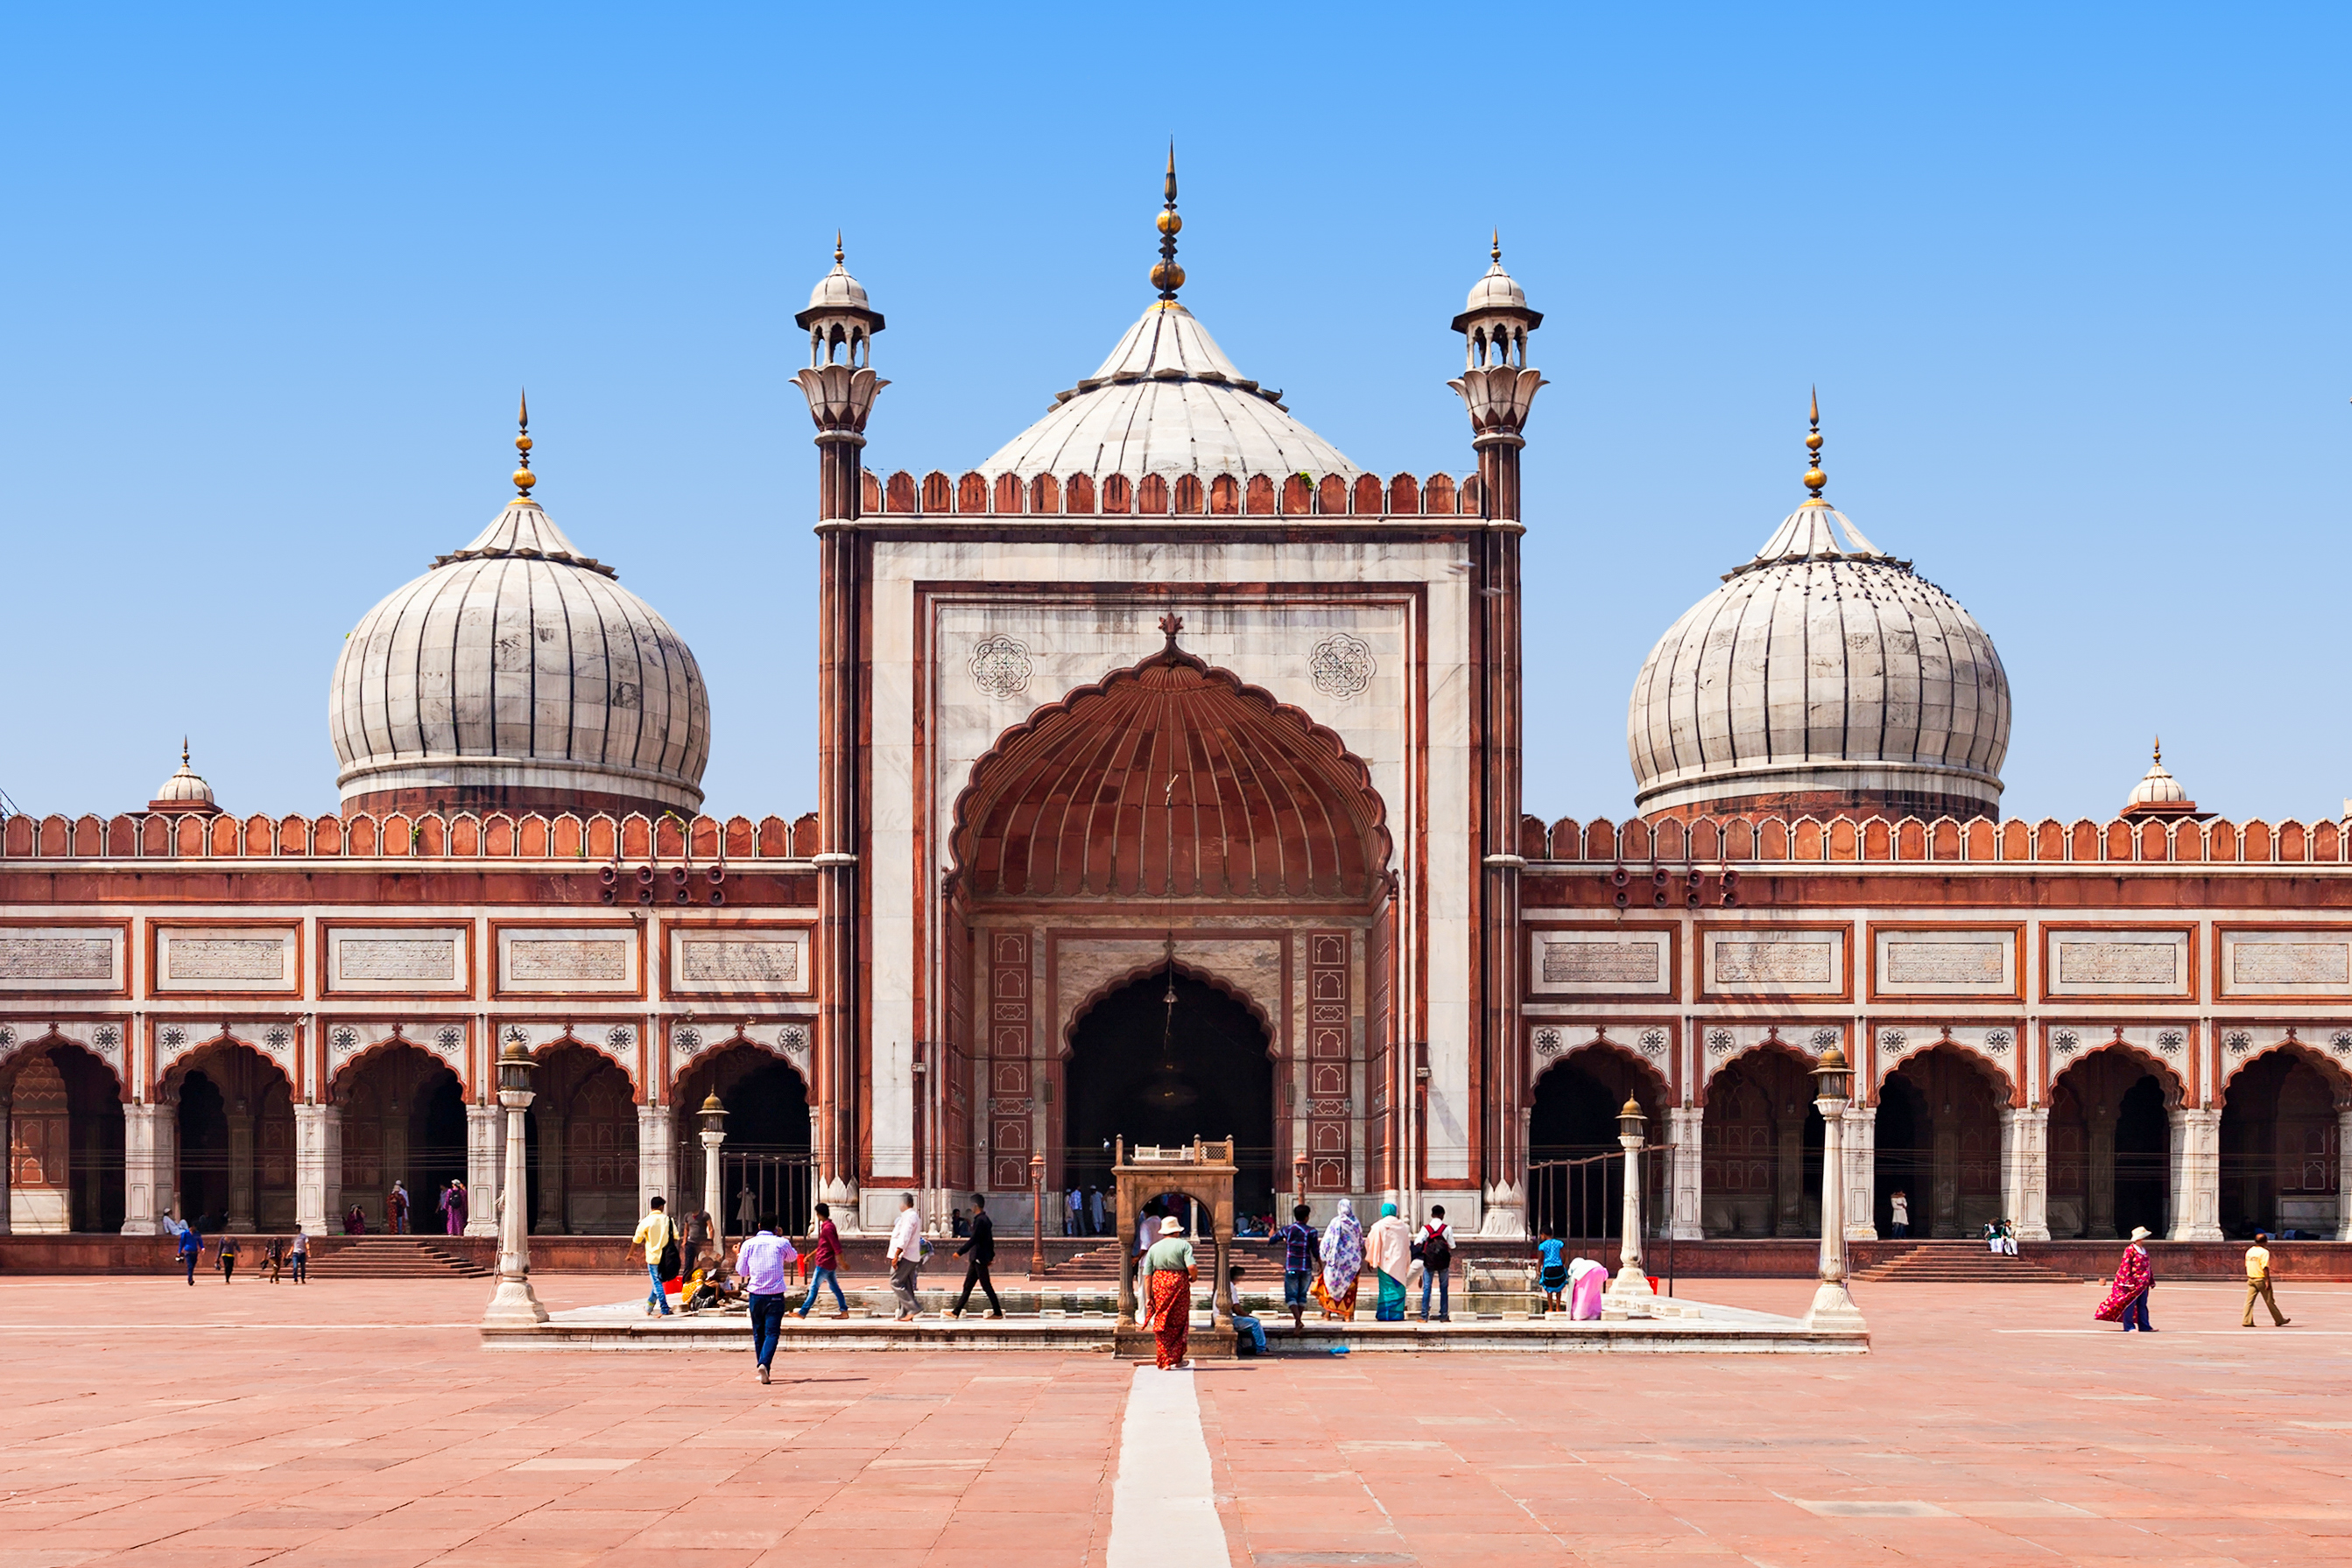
(2095, 1226), (2156, 1331)
(1141, 1215), (1196, 1369)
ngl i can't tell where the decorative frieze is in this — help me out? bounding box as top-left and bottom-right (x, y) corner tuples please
(2043, 927), (2194, 1000)
(1699, 925), (1848, 1001)
(667, 927), (811, 996)
(0, 925), (127, 994)
(495, 925), (640, 996)
(1528, 925), (1674, 998)
(326, 925), (468, 995)
(153, 925), (299, 994)
(1870, 925), (2021, 1000)
(2217, 927), (2352, 999)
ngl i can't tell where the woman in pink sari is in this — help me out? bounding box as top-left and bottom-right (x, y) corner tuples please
(1567, 1256), (1607, 1320)
(2095, 1227), (2156, 1331)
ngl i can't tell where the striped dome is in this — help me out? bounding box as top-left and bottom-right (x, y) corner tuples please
(1628, 499), (2010, 819)
(329, 499), (709, 818)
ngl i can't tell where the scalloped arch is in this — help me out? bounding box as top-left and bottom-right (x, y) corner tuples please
(1061, 958), (1278, 1055)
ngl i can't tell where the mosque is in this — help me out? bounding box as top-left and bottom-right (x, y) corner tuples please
(4, 160), (2350, 1255)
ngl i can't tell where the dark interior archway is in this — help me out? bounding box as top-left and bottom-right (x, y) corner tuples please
(1701, 1049), (1823, 1238)
(2047, 1048), (2174, 1239)
(175, 1071), (230, 1229)
(2220, 1049), (2345, 1238)
(1066, 971), (1275, 1219)
(336, 1044), (467, 1232)
(673, 1046), (813, 1234)
(57, 1045), (125, 1233)
(521, 1044), (639, 1235)
(1874, 1046), (2004, 1237)
(1528, 1051), (1663, 1244)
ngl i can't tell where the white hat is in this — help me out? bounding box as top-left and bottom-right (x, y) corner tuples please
(1159, 1215), (1184, 1235)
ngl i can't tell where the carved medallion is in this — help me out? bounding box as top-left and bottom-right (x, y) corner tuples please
(1307, 632), (1374, 700)
(968, 634), (1033, 702)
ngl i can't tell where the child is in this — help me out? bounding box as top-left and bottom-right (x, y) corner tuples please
(264, 1237), (284, 1283)
(1534, 1224), (1568, 1313)
(1228, 1265), (1267, 1356)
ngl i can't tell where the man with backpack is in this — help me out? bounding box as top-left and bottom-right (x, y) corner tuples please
(1415, 1205), (1455, 1323)
(631, 1195), (680, 1317)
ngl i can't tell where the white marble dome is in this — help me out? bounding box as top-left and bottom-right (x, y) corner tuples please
(978, 300), (1360, 482)
(329, 498), (710, 817)
(1628, 497), (2010, 819)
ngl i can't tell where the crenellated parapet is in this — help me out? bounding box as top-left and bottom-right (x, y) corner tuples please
(1519, 811), (2350, 867)
(0, 808), (820, 862)
(855, 466), (1482, 519)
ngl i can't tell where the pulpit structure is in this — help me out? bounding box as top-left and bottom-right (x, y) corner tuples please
(1114, 1136), (1236, 1355)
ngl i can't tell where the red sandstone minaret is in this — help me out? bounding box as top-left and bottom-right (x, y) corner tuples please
(1452, 238), (1544, 1236)
(794, 238), (886, 1220)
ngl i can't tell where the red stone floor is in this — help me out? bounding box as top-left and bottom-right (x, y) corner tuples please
(4, 1271), (2351, 1566)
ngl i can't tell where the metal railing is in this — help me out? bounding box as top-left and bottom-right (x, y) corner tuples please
(716, 1151), (818, 1239)
(1526, 1143), (1676, 1294)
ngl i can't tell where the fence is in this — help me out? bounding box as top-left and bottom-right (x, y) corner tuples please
(715, 1151), (818, 1239)
(1526, 1143), (1676, 1293)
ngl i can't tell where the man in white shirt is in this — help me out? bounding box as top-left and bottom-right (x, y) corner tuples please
(735, 1215), (800, 1382)
(887, 1193), (924, 1322)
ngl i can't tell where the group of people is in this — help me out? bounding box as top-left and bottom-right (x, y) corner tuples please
(1532, 1225), (1610, 1318)
(340, 1179), (468, 1235)
(630, 1194), (853, 1379)
(2095, 1227), (2296, 1332)
(164, 1213), (309, 1284)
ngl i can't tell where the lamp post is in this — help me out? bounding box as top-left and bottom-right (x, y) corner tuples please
(1805, 1044), (1868, 1332)
(1029, 1150), (1047, 1280)
(698, 1092), (728, 1255)
(482, 1039), (546, 1327)
(1609, 1097), (1654, 1303)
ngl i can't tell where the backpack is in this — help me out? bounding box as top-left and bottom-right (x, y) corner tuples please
(655, 1216), (681, 1280)
(1419, 1227), (1453, 1273)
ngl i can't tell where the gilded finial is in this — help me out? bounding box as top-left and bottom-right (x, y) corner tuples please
(1491, 229), (1501, 264)
(181, 735), (190, 769)
(1802, 386), (1826, 500)
(2153, 735), (2163, 765)
(834, 229), (844, 266)
(1151, 140), (1185, 301)
(512, 390), (536, 500)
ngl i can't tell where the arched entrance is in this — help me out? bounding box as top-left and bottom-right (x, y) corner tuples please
(673, 1044), (813, 1234)
(1874, 1045), (2005, 1237)
(2048, 1047), (2178, 1239)
(949, 626), (1393, 1214)
(1066, 971), (1276, 1220)
(3, 1042), (124, 1233)
(1701, 1048), (1823, 1238)
(334, 1044), (468, 1233)
(167, 1041), (293, 1232)
(522, 1043), (638, 1234)
(2220, 1046), (2348, 1238)
(1528, 1047), (1664, 1242)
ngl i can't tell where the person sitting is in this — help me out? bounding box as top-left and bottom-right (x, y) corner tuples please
(1228, 1265), (1267, 1356)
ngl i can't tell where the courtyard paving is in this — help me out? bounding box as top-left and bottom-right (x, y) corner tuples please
(3, 1271), (2350, 1566)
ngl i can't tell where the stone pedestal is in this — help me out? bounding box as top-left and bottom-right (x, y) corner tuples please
(2001, 1107), (2051, 1241)
(2168, 1107), (2223, 1241)
(123, 1102), (176, 1234)
(1667, 1106), (1705, 1241)
(1841, 1106), (1878, 1241)
(483, 1089), (546, 1329)
(1803, 1088), (1867, 1333)
(293, 1103), (341, 1237)
(637, 1103), (676, 1219)
(464, 1103), (501, 1238)
(1477, 1177), (1528, 1239)
(1606, 1136), (1653, 1305)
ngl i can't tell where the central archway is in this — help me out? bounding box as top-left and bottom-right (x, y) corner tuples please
(1065, 971), (1276, 1220)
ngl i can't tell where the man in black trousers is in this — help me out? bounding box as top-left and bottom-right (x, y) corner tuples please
(950, 1191), (1003, 1318)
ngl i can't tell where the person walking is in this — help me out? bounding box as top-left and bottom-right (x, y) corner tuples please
(887, 1192), (925, 1322)
(1066, 1185), (1082, 1237)
(2243, 1232), (2292, 1328)
(1415, 1206), (1455, 1322)
(178, 1221), (202, 1286)
(1364, 1202), (1412, 1322)
(1269, 1203), (1317, 1333)
(1889, 1190), (1910, 1238)
(440, 1179), (468, 1236)
(950, 1192), (1003, 1318)
(289, 1225), (309, 1284)
(2095, 1226), (2157, 1331)
(631, 1195), (680, 1318)
(216, 1233), (241, 1283)
(736, 1215), (800, 1383)
(263, 1237), (284, 1283)
(1142, 1214), (1196, 1368)
(1089, 1185), (1107, 1236)
(388, 1181), (409, 1235)
(798, 1200), (849, 1318)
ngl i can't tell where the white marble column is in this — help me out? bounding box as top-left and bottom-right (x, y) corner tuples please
(293, 1103), (340, 1236)
(122, 1101), (174, 1234)
(2336, 1104), (2352, 1242)
(1804, 1079), (1866, 1332)
(464, 1102), (502, 1238)
(1842, 1106), (1878, 1241)
(637, 1101), (675, 1218)
(1608, 1122), (1652, 1304)
(1667, 1106), (1704, 1241)
(2002, 1107), (2051, 1241)
(2168, 1107), (2223, 1241)
(0, 1091), (13, 1235)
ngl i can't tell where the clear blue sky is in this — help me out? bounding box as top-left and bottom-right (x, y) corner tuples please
(3, 4), (2347, 826)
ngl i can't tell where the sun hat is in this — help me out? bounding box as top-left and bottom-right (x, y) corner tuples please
(1159, 1215), (1184, 1235)
(2128, 1226), (2152, 1241)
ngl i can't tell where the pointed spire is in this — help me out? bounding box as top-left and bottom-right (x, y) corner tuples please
(180, 735), (191, 770)
(834, 229), (844, 266)
(2153, 734), (2163, 765)
(1151, 141), (1185, 302)
(512, 390), (536, 500)
(1491, 229), (1501, 264)
(1802, 386), (1827, 501)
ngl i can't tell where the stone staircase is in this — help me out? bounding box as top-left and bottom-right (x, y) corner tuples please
(1046, 1240), (1126, 1283)
(1854, 1240), (2077, 1284)
(306, 1236), (490, 1279)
